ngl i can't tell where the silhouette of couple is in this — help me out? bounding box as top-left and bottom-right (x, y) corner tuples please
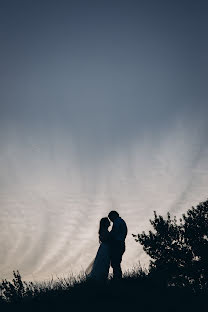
(86, 211), (127, 281)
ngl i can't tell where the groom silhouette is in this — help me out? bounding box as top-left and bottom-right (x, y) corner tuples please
(108, 211), (128, 279)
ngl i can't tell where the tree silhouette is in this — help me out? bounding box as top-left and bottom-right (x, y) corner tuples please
(133, 199), (208, 290)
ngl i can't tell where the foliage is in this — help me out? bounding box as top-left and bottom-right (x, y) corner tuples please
(0, 270), (86, 304)
(0, 270), (39, 303)
(133, 199), (208, 290)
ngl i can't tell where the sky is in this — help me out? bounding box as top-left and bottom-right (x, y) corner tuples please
(0, 0), (208, 281)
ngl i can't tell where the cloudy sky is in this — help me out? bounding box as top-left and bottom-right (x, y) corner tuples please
(0, 0), (208, 281)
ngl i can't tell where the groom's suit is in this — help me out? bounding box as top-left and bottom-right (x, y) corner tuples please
(110, 217), (127, 279)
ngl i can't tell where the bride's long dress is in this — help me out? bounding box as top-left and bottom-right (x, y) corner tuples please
(86, 230), (110, 281)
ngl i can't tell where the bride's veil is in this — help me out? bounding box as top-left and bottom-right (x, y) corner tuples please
(85, 258), (95, 276)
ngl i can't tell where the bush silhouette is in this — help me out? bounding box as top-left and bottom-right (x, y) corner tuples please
(133, 199), (208, 290)
(0, 270), (41, 303)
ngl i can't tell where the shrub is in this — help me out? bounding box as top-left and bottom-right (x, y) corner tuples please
(133, 199), (208, 290)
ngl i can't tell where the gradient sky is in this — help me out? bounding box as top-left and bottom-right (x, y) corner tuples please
(0, 0), (208, 281)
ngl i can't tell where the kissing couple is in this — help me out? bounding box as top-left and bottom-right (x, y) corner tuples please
(86, 211), (128, 281)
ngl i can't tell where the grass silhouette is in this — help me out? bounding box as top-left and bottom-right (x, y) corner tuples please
(0, 269), (207, 312)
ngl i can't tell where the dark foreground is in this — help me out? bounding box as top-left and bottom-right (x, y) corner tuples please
(1, 270), (208, 312)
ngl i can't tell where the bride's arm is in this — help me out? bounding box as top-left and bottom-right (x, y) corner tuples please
(99, 232), (110, 243)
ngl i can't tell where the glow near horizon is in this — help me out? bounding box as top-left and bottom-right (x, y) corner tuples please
(1, 115), (208, 281)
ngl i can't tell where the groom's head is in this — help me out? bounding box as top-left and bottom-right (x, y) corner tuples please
(108, 211), (119, 222)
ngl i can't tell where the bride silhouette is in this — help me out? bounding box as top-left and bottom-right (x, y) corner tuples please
(86, 217), (111, 281)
